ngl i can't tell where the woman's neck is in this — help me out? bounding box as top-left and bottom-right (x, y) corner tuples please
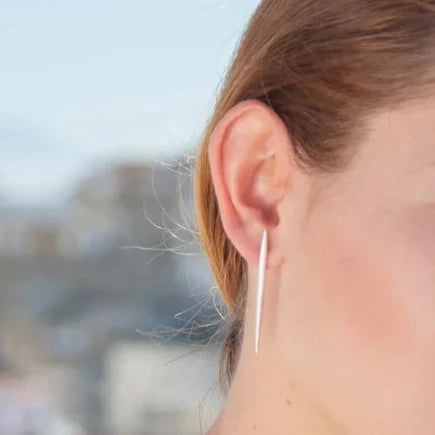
(207, 332), (346, 434)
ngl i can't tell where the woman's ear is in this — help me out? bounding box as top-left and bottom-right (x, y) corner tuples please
(208, 99), (292, 268)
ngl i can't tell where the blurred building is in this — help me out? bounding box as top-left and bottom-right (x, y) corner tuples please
(0, 158), (222, 434)
(0, 160), (187, 258)
(0, 205), (66, 257)
(104, 342), (222, 435)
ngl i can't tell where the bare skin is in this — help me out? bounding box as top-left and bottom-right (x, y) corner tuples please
(206, 94), (435, 434)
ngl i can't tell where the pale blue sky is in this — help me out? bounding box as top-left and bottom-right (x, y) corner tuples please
(0, 0), (260, 205)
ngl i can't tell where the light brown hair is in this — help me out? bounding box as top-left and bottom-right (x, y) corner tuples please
(194, 0), (435, 393)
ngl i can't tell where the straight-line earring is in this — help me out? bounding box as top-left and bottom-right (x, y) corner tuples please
(255, 228), (268, 354)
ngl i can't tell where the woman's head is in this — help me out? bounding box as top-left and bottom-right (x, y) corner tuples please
(195, 0), (435, 432)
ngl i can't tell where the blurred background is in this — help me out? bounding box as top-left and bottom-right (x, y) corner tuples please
(0, 1), (260, 434)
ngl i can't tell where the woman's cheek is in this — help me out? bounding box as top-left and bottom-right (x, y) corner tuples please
(321, 226), (416, 356)
(391, 205), (435, 341)
(401, 205), (435, 261)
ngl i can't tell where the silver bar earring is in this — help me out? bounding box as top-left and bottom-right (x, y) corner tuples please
(255, 228), (268, 354)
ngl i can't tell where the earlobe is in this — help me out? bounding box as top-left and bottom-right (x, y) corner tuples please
(207, 99), (291, 268)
